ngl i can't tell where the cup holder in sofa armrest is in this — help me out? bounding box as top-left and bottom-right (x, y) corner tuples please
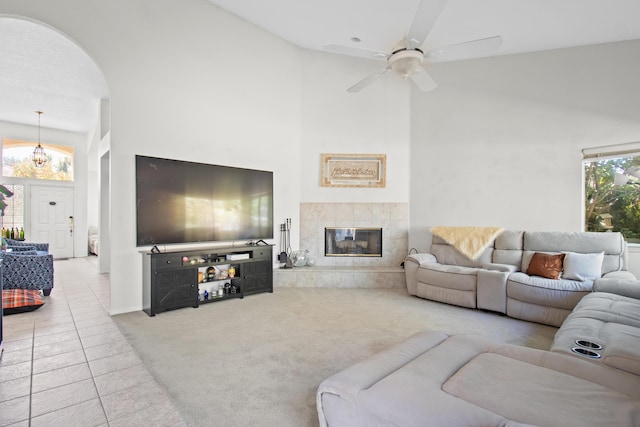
(571, 347), (601, 359)
(574, 340), (603, 351)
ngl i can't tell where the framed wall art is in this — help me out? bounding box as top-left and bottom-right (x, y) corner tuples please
(321, 153), (386, 188)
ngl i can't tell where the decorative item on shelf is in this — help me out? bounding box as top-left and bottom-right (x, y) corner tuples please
(229, 266), (235, 278)
(203, 290), (209, 300)
(230, 285), (237, 294)
(224, 282), (231, 295)
(33, 111), (47, 168)
(290, 249), (309, 267)
(198, 271), (203, 283)
(306, 256), (316, 267)
(206, 266), (215, 281)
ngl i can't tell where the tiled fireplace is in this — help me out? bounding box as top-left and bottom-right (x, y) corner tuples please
(274, 202), (408, 289)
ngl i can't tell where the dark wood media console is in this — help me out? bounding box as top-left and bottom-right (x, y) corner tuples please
(142, 244), (273, 316)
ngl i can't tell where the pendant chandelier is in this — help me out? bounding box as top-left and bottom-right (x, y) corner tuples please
(33, 111), (47, 168)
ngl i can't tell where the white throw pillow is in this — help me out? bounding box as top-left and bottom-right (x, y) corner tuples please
(563, 252), (604, 281)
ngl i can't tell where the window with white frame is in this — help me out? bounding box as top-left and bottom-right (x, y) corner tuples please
(583, 143), (640, 243)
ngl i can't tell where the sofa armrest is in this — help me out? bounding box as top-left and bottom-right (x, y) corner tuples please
(404, 253), (437, 266)
(404, 253), (438, 295)
(481, 263), (517, 273)
(593, 278), (640, 300)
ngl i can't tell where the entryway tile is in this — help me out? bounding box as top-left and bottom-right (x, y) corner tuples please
(0, 395), (30, 426)
(30, 378), (98, 417)
(31, 363), (93, 394)
(31, 349), (86, 375)
(88, 351), (142, 377)
(94, 364), (154, 396)
(0, 361), (31, 383)
(33, 338), (83, 360)
(0, 376), (31, 403)
(30, 398), (107, 427)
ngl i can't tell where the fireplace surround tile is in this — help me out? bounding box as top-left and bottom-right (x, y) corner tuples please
(274, 203), (408, 289)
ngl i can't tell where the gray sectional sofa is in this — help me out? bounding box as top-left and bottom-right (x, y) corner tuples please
(404, 230), (633, 326)
(317, 230), (640, 426)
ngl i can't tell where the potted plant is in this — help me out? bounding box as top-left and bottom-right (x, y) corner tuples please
(0, 184), (14, 250)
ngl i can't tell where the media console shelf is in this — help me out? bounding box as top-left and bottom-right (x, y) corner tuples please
(142, 244), (273, 316)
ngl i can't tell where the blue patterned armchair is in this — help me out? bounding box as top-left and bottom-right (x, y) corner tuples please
(4, 238), (49, 253)
(1, 251), (54, 295)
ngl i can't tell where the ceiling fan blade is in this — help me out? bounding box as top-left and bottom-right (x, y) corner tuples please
(406, 0), (448, 49)
(323, 44), (389, 60)
(410, 67), (438, 92)
(426, 35), (503, 61)
(347, 68), (390, 93)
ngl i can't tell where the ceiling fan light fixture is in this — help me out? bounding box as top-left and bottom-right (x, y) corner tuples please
(388, 50), (423, 78)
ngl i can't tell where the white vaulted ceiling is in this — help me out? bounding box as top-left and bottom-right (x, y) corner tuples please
(206, 0), (640, 60)
(1, 0), (640, 133)
(0, 18), (108, 133)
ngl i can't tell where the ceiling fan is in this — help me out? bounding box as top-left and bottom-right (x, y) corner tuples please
(323, 0), (502, 93)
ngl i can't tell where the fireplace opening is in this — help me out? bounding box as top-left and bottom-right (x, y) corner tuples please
(325, 227), (382, 257)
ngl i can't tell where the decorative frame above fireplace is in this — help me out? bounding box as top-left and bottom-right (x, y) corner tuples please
(325, 227), (383, 257)
(320, 153), (386, 188)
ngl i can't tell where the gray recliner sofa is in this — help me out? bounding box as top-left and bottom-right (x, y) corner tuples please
(404, 230), (634, 326)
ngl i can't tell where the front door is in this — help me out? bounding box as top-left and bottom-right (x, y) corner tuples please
(30, 185), (74, 259)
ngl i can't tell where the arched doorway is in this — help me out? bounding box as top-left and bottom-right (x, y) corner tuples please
(0, 17), (110, 269)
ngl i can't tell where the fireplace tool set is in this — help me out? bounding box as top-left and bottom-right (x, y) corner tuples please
(279, 218), (293, 268)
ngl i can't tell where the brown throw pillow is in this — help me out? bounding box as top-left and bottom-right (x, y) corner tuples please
(526, 252), (565, 279)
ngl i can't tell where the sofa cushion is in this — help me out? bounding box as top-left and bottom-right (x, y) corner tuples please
(507, 272), (592, 310)
(442, 352), (639, 427)
(526, 252), (565, 279)
(563, 251), (604, 281)
(569, 292), (640, 326)
(602, 333), (640, 376)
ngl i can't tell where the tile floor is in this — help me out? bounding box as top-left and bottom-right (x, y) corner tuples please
(0, 257), (186, 427)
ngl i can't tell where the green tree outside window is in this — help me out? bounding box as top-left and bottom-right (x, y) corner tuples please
(584, 156), (640, 243)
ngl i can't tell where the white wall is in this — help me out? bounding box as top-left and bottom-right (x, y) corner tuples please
(409, 40), (640, 272)
(0, 120), (90, 256)
(299, 49), (411, 204)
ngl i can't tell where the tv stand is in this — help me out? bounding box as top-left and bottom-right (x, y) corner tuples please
(142, 244), (273, 316)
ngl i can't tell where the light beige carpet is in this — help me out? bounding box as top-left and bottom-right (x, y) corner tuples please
(113, 288), (557, 427)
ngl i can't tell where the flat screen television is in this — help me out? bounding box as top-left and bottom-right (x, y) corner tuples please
(135, 155), (273, 246)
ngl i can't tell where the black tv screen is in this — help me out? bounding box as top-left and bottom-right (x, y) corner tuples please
(135, 155), (273, 246)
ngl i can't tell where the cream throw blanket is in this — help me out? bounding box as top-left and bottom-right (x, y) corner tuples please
(431, 226), (504, 261)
